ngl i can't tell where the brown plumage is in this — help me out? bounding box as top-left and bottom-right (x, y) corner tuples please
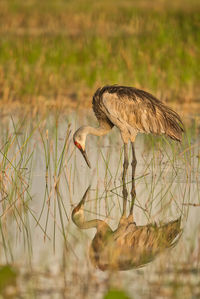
(93, 85), (184, 142)
(73, 85), (184, 174)
(89, 217), (181, 271)
(72, 187), (182, 271)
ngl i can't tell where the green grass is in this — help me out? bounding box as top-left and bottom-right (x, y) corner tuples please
(0, 110), (199, 297)
(0, 0), (199, 105)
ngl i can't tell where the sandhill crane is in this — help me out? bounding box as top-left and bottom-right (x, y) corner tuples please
(72, 186), (182, 271)
(73, 85), (184, 182)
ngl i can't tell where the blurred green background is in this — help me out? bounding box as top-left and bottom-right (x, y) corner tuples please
(0, 0), (199, 107)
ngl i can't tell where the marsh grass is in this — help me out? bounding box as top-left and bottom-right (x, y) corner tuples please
(0, 110), (199, 297)
(0, 0), (199, 108)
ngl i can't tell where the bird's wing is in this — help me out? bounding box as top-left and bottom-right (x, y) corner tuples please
(101, 89), (183, 140)
(125, 218), (181, 250)
(102, 92), (145, 132)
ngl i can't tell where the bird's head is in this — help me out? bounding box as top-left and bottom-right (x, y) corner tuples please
(73, 127), (91, 168)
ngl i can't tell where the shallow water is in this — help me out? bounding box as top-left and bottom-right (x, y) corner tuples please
(0, 111), (199, 298)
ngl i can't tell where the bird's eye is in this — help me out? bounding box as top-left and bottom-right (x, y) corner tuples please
(74, 141), (82, 150)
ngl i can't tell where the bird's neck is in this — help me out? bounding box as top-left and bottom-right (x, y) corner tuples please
(72, 208), (113, 231)
(72, 210), (110, 230)
(77, 219), (109, 230)
(81, 125), (111, 137)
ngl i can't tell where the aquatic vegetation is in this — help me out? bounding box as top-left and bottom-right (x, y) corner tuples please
(0, 111), (199, 297)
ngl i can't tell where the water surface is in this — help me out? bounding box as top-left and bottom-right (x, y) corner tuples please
(0, 111), (199, 298)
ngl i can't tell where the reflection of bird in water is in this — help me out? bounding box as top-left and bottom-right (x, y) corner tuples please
(73, 85), (184, 182)
(72, 186), (182, 271)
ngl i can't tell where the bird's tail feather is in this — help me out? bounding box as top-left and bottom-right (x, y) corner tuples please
(162, 106), (184, 142)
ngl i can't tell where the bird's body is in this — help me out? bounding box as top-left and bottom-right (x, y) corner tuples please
(73, 85), (184, 172)
(92, 85), (184, 143)
(89, 217), (181, 271)
(72, 188), (182, 271)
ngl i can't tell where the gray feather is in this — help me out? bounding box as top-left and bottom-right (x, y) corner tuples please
(93, 85), (184, 142)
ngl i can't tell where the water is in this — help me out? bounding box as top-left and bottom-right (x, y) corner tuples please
(0, 111), (199, 298)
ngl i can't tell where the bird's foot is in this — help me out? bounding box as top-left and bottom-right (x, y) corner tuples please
(127, 214), (134, 224)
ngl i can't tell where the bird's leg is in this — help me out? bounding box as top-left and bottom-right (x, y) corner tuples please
(121, 182), (128, 219)
(122, 143), (129, 184)
(122, 143), (129, 217)
(129, 142), (137, 218)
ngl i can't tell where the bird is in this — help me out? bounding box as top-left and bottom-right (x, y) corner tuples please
(72, 187), (182, 271)
(73, 85), (184, 181)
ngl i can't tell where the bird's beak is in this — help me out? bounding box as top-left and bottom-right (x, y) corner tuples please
(71, 185), (91, 227)
(72, 185), (90, 217)
(80, 148), (91, 168)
